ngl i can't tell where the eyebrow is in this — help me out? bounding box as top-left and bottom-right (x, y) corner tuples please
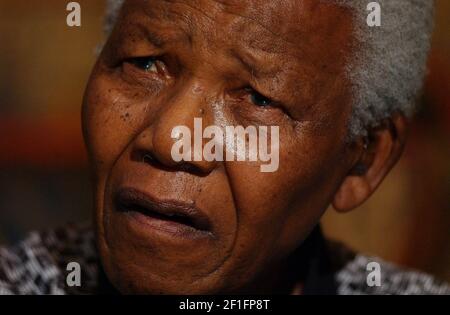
(134, 22), (189, 49)
(136, 23), (167, 48)
(230, 48), (282, 79)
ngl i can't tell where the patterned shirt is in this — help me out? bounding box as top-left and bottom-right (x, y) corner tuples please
(0, 224), (449, 295)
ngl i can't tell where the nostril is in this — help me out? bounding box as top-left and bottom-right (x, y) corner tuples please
(139, 151), (164, 168)
(131, 149), (210, 177)
(142, 154), (155, 164)
(133, 149), (177, 171)
(130, 149), (159, 166)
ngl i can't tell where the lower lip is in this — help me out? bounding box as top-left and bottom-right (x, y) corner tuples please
(120, 209), (213, 241)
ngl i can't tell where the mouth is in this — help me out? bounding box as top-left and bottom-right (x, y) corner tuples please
(114, 187), (213, 238)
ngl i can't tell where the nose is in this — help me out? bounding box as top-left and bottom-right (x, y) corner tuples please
(132, 80), (218, 176)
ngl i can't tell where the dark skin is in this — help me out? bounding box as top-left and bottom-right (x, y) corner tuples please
(82, 0), (408, 294)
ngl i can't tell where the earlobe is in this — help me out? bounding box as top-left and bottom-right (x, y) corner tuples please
(332, 114), (409, 213)
(332, 175), (372, 212)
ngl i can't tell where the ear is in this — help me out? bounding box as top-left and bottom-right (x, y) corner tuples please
(332, 114), (409, 212)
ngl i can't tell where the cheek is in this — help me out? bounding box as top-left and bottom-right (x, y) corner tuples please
(82, 75), (141, 180)
(223, 123), (347, 260)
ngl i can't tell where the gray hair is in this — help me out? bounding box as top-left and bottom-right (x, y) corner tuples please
(104, 0), (434, 138)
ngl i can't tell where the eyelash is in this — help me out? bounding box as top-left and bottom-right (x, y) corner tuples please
(244, 87), (274, 108)
(127, 56), (159, 73)
(124, 57), (277, 110)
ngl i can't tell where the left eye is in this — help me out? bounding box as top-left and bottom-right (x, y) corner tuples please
(128, 57), (158, 72)
(249, 91), (273, 107)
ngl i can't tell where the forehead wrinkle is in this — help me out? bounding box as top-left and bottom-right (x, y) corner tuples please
(160, 0), (220, 24)
(137, 0), (292, 75)
(218, 4), (301, 50)
(159, 0), (299, 53)
(138, 1), (195, 45)
(140, 0), (235, 52)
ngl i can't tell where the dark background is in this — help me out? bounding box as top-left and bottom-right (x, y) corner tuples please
(0, 0), (449, 281)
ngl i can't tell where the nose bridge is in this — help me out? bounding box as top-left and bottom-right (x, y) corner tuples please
(148, 78), (218, 173)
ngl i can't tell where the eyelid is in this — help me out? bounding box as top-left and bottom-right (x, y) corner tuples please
(127, 56), (155, 67)
(244, 86), (275, 105)
(123, 56), (167, 75)
(244, 86), (295, 119)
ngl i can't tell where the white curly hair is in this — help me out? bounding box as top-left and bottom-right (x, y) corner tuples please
(103, 0), (435, 138)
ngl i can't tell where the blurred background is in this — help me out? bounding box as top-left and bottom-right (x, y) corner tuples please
(0, 1), (449, 282)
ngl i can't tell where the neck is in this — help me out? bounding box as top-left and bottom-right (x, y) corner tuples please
(230, 226), (324, 295)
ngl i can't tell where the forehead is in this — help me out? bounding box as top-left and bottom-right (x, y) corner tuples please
(121, 0), (355, 58)
(115, 0), (355, 114)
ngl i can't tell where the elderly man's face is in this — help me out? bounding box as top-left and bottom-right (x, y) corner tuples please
(82, 0), (356, 294)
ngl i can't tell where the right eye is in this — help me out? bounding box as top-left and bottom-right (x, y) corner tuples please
(127, 56), (158, 73)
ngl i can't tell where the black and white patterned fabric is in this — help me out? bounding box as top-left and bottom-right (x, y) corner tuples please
(0, 224), (97, 295)
(336, 255), (450, 295)
(0, 224), (449, 295)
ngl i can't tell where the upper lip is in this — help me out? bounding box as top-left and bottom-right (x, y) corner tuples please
(114, 187), (212, 232)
